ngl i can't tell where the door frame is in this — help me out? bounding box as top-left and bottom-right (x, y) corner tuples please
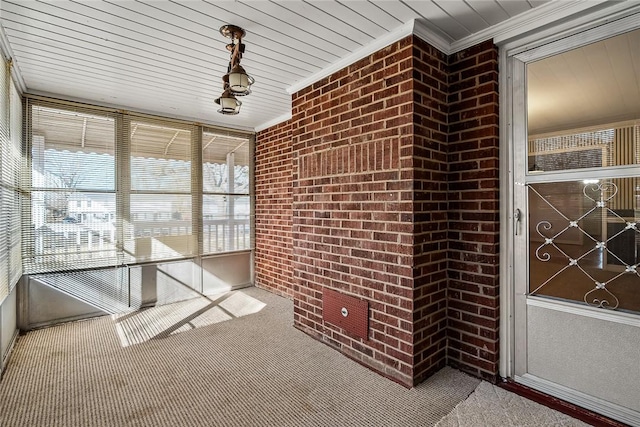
(499, 0), (640, 389)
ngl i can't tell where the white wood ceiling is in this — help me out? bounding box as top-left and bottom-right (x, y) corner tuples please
(0, 0), (546, 129)
(0, 0), (561, 131)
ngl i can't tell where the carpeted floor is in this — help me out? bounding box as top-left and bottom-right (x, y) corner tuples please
(0, 287), (589, 426)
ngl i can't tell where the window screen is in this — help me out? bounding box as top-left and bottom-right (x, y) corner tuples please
(202, 129), (251, 254)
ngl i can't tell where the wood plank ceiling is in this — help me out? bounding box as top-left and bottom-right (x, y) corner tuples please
(2, 0), (553, 131)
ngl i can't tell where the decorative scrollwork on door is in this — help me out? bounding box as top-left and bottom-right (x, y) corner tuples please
(530, 181), (640, 310)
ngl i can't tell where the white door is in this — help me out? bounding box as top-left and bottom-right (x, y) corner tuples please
(510, 18), (640, 426)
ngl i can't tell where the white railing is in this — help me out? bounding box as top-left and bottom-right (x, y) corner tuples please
(33, 218), (251, 261)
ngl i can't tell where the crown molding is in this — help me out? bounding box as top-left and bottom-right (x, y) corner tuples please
(491, 0), (611, 46)
(267, 0), (638, 131)
(286, 18), (455, 96)
(285, 1), (616, 98)
(255, 112), (293, 133)
(0, 24), (11, 62)
(286, 19), (417, 95)
(450, 0), (611, 53)
(411, 19), (453, 55)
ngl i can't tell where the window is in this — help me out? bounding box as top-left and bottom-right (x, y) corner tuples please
(126, 119), (195, 262)
(23, 99), (253, 276)
(0, 59), (22, 300)
(202, 128), (251, 254)
(26, 103), (117, 273)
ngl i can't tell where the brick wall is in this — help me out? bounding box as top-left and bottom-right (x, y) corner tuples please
(411, 37), (450, 384)
(255, 120), (294, 298)
(447, 40), (500, 381)
(291, 36), (419, 386)
(254, 37), (501, 385)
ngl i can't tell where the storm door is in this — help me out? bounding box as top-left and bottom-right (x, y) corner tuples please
(511, 24), (640, 426)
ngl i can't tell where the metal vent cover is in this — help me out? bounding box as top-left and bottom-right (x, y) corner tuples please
(322, 288), (369, 340)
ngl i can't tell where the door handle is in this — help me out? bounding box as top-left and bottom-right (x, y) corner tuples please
(514, 208), (522, 235)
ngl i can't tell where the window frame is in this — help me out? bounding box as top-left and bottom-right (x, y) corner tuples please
(23, 97), (254, 274)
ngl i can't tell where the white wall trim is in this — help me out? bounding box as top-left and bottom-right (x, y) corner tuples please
(498, 45), (514, 379)
(452, 0), (609, 53)
(516, 373), (640, 426)
(491, 0), (610, 46)
(0, 23), (26, 94)
(285, 1), (628, 99)
(514, 5), (640, 63)
(287, 19), (417, 95)
(1, 328), (18, 374)
(411, 19), (452, 56)
(254, 112), (293, 133)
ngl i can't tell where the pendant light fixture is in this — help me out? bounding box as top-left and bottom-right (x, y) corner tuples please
(215, 25), (255, 115)
(215, 73), (241, 114)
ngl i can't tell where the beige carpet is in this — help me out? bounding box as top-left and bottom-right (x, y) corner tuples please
(436, 381), (591, 427)
(0, 286), (591, 426)
(0, 287), (480, 427)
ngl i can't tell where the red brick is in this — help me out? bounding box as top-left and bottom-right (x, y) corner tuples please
(256, 38), (500, 386)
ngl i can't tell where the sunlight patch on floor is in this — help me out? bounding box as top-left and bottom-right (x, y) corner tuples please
(112, 290), (266, 347)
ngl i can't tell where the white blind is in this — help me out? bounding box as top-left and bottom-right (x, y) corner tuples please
(26, 102), (117, 273)
(22, 99), (254, 279)
(8, 77), (22, 287)
(126, 118), (195, 262)
(0, 58), (21, 298)
(0, 59), (9, 300)
(33, 267), (132, 314)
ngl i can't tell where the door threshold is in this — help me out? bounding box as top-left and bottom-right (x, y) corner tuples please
(499, 379), (629, 427)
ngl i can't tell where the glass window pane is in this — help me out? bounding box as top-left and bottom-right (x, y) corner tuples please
(529, 178), (640, 313)
(31, 106), (115, 191)
(0, 69), (22, 291)
(23, 103), (252, 275)
(130, 194), (192, 230)
(130, 121), (191, 193)
(0, 189), (8, 300)
(203, 130), (250, 194)
(527, 127), (640, 173)
(0, 60), (10, 299)
(527, 28), (640, 173)
(203, 195), (251, 253)
(127, 194), (194, 262)
(127, 120), (194, 263)
(28, 191), (118, 272)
